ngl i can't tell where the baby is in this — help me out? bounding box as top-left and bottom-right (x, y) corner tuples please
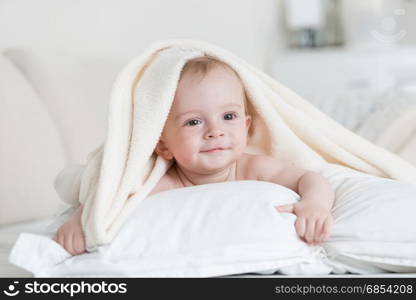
(54, 56), (335, 255)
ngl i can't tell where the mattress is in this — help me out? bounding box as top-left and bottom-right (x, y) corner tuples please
(2, 218), (416, 278)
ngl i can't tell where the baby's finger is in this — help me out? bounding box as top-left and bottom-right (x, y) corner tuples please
(276, 204), (295, 213)
(73, 233), (86, 255)
(314, 219), (325, 244)
(304, 219), (316, 244)
(64, 233), (75, 255)
(56, 234), (64, 248)
(295, 217), (306, 238)
(322, 217), (333, 240)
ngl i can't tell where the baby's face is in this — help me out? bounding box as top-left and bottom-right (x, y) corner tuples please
(156, 66), (251, 174)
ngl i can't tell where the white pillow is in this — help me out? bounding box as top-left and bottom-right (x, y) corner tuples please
(11, 164), (416, 276)
(0, 53), (67, 224)
(320, 164), (416, 274)
(10, 180), (332, 277)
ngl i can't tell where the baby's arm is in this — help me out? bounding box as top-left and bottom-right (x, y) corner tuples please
(252, 155), (335, 245)
(53, 168), (176, 255)
(53, 205), (86, 255)
(278, 171), (335, 245)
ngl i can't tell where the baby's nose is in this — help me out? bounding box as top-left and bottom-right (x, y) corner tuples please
(204, 128), (225, 139)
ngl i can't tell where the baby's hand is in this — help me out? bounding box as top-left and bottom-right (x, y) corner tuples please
(53, 205), (86, 256)
(276, 200), (333, 245)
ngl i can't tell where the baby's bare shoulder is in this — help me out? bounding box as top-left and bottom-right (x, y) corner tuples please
(148, 166), (182, 197)
(243, 154), (308, 191)
(236, 153), (283, 181)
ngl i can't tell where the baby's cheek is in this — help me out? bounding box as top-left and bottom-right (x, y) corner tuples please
(173, 142), (199, 164)
(176, 148), (193, 160)
(234, 134), (248, 152)
(175, 153), (199, 170)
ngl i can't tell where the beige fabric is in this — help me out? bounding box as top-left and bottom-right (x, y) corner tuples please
(0, 53), (66, 224)
(4, 48), (123, 164)
(79, 39), (416, 250)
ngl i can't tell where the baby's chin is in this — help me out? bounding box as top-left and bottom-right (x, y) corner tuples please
(175, 158), (232, 174)
(194, 157), (237, 173)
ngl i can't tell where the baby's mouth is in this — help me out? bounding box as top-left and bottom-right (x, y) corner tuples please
(201, 147), (229, 153)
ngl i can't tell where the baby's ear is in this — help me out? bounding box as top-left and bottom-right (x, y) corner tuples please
(245, 114), (252, 129)
(155, 139), (174, 160)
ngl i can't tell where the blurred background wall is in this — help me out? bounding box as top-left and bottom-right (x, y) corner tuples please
(0, 0), (283, 70)
(1, 0), (416, 69)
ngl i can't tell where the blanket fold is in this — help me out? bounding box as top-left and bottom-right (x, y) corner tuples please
(79, 39), (416, 251)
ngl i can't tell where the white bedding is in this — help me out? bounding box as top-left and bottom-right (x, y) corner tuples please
(0, 217), (56, 277)
(6, 168), (416, 277)
(3, 222), (416, 278)
(4, 163), (416, 278)
(2, 216), (416, 278)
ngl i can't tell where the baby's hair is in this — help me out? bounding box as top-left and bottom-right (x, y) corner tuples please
(180, 56), (250, 116)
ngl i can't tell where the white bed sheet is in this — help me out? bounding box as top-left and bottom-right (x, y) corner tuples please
(0, 217), (56, 277)
(2, 217), (416, 278)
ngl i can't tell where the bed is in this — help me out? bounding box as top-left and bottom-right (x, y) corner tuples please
(2, 227), (416, 278)
(2, 220), (415, 278)
(4, 179), (416, 278)
(1, 47), (416, 278)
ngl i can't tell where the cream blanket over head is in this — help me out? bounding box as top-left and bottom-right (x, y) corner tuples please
(79, 39), (416, 251)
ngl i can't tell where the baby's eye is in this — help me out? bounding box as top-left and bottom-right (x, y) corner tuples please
(224, 113), (237, 120)
(185, 119), (202, 126)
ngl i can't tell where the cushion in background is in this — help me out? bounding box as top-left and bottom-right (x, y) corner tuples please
(53, 164), (84, 207)
(3, 48), (124, 164)
(355, 91), (416, 166)
(0, 53), (67, 224)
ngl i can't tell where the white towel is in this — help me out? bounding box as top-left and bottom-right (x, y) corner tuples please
(78, 39), (416, 251)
